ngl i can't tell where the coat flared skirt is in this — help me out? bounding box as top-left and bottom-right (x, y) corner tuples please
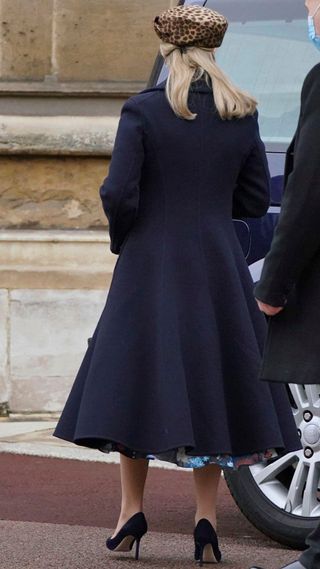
(54, 224), (301, 465)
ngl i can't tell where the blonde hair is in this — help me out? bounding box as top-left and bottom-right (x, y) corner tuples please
(159, 42), (257, 121)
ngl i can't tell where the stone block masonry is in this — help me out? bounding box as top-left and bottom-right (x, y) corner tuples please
(0, 288), (106, 413)
(0, 0), (169, 84)
(9, 289), (106, 412)
(54, 0), (166, 82)
(1, 0), (53, 80)
(0, 155), (109, 230)
(0, 0), (170, 232)
(0, 230), (116, 413)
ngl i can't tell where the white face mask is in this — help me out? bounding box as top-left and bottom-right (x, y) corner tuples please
(308, 2), (320, 51)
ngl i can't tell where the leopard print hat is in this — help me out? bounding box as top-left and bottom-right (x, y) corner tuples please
(154, 5), (228, 49)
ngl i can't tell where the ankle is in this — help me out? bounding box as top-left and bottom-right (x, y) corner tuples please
(112, 507), (143, 538)
(195, 513), (217, 530)
(119, 505), (143, 522)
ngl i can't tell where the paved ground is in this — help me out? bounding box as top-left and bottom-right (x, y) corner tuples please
(0, 420), (301, 569)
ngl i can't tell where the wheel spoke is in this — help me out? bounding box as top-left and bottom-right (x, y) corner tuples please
(284, 460), (308, 513)
(305, 385), (320, 410)
(253, 452), (298, 485)
(302, 463), (320, 517)
(289, 384), (308, 412)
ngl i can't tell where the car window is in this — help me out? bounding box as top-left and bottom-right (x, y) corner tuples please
(204, 0), (319, 149)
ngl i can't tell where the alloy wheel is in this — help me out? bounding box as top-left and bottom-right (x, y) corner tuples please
(249, 384), (320, 517)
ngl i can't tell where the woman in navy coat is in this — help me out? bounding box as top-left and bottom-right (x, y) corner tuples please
(54, 5), (301, 565)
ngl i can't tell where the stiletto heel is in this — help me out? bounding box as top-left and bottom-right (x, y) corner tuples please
(135, 538), (141, 560)
(194, 519), (222, 565)
(106, 512), (147, 560)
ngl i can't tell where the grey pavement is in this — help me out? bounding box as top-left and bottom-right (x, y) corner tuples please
(0, 520), (299, 569)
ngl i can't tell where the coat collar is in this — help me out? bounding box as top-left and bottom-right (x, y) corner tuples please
(143, 77), (213, 95)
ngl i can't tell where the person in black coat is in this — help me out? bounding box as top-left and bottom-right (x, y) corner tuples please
(54, 5), (301, 564)
(251, 1), (320, 569)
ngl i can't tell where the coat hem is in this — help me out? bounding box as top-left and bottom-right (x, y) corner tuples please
(261, 375), (319, 385)
(53, 431), (301, 465)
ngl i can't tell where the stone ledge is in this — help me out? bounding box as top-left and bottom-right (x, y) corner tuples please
(1, 413), (60, 421)
(0, 229), (109, 243)
(0, 229), (116, 289)
(0, 80), (145, 96)
(0, 269), (113, 290)
(0, 115), (119, 156)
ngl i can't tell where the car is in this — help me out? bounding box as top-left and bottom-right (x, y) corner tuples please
(148, 0), (320, 550)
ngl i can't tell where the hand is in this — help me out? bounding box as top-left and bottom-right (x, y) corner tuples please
(306, 0), (320, 16)
(306, 1), (320, 33)
(256, 300), (284, 317)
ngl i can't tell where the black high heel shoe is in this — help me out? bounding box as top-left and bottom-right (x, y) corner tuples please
(106, 512), (148, 560)
(194, 519), (222, 566)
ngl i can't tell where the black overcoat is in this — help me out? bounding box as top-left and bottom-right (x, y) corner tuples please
(255, 63), (320, 385)
(54, 79), (300, 457)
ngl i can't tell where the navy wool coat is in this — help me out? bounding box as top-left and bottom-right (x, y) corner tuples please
(255, 64), (320, 385)
(54, 79), (300, 457)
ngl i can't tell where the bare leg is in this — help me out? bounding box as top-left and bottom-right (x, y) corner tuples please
(112, 455), (149, 536)
(193, 463), (222, 529)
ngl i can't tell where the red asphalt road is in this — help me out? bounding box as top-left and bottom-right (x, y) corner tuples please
(0, 453), (261, 537)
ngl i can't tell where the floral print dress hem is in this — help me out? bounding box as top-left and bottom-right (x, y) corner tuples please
(99, 441), (277, 470)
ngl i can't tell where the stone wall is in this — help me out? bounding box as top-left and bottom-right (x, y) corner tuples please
(1, 288), (107, 413)
(0, 113), (120, 229)
(0, 0), (170, 232)
(0, 0), (172, 414)
(0, 0), (169, 84)
(0, 156), (108, 229)
(0, 230), (116, 413)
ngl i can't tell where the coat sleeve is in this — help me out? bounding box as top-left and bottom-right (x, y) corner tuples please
(232, 116), (271, 219)
(100, 97), (144, 254)
(254, 74), (320, 307)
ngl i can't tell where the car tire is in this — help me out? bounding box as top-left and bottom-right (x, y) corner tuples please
(224, 466), (319, 549)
